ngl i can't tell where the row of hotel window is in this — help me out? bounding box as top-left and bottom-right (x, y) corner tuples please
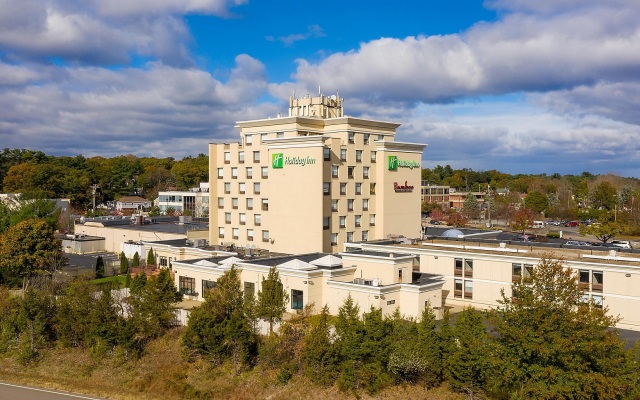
(221, 182), (263, 194)
(218, 197), (268, 211)
(242, 132), (385, 146)
(324, 214), (376, 229)
(222, 148), (378, 165)
(218, 226), (268, 242)
(453, 258), (604, 299)
(331, 231), (369, 245)
(218, 166), (269, 179)
(179, 276), (305, 310)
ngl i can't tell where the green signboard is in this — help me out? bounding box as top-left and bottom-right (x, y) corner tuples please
(388, 156), (398, 171)
(271, 153), (316, 168)
(272, 153), (283, 168)
(388, 155), (419, 170)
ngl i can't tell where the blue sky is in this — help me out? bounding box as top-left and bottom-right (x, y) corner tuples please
(1, 0), (639, 177)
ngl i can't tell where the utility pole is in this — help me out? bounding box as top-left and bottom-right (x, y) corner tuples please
(91, 184), (100, 213)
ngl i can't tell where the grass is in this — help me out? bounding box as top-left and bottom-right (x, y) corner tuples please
(0, 328), (464, 400)
(90, 275), (127, 288)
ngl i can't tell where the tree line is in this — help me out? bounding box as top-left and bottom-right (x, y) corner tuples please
(0, 148), (208, 210)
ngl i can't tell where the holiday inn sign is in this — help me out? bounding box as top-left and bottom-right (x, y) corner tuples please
(272, 153), (316, 168)
(387, 156), (420, 171)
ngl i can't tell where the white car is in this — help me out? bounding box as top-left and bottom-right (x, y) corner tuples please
(611, 240), (632, 249)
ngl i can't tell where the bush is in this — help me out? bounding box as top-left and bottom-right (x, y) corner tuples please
(547, 231), (560, 238)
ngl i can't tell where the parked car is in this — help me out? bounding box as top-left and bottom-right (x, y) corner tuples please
(564, 221), (579, 227)
(565, 240), (591, 246)
(611, 240), (632, 249)
(431, 220), (441, 225)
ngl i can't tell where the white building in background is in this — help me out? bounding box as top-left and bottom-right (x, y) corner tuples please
(157, 183), (210, 217)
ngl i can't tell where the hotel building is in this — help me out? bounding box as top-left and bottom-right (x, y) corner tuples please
(209, 94), (426, 254)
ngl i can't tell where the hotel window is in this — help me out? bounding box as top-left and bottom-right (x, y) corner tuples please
(378, 134), (384, 141)
(464, 259), (473, 277)
(231, 167), (238, 178)
(455, 258), (463, 276)
(202, 280), (217, 295)
(218, 197), (224, 209)
(245, 135), (252, 145)
(512, 263), (522, 282)
(371, 151), (376, 162)
(261, 133), (267, 143)
(323, 182), (331, 195)
(370, 214), (376, 226)
(362, 231), (368, 241)
(218, 227), (225, 238)
(323, 147), (331, 161)
(347, 232), (354, 242)
(355, 183), (362, 195)
(348, 199), (354, 211)
(225, 213), (231, 224)
(254, 182), (261, 194)
(261, 166), (268, 178)
(262, 230), (269, 242)
(363, 166), (369, 178)
(217, 168), (224, 179)
(339, 216), (346, 228)
(244, 282), (255, 300)
(239, 213), (246, 225)
(247, 229), (254, 241)
(224, 152), (230, 164)
(332, 165), (339, 178)
(238, 151), (245, 163)
(340, 148), (347, 162)
(262, 198), (268, 211)
(246, 198), (253, 210)
(331, 199), (338, 212)
(323, 217), (330, 230)
(254, 214), (261, 225)
(364, 134), (370, 145)
(348, 131), (355, 144)
(362, 199), (369, 211)
(232, 228), (239, 239)
(179, 276), (196, 296)
(224, 182), (231, 194)
(370, 183), (376, 195)
(356, 150), (362, 162)
(454, 278), (463, 298)
(348, 166), (354, 178)
(291, 289), (303, 310)
(330, 233), (338, 246)
(592, 271), (603, 292)
(276, 131), (284, 138)
(246, 167), (253, 179)
(355, 215), (361, 227)
(253, 151), (260, 162)
(232, 198), (239, 209)
(464, 280), (473, 299)
(592, 294), (603, 309)
(340, 183), (347, 195)
(239, 183), (245, 194)
(579, 270), (590, 290)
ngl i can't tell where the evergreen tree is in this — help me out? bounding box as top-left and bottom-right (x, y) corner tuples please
(256, 266), (288, 334)
(129, 272), (147, 296)
(438, 309), (455, 382)
(132, 252), (140, 268)
(359, 306), (393, 394)
(416, 304), (442, 387)
(119, 252), (128, 275)
(488, 257), (639, 398)
(95, 256), (105, 279)
(302, 305), (337, 386)
(146, 248), (156, 266)
(334, 295), (365, 392)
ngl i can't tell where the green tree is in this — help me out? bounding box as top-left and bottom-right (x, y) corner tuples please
(0, 219), (66, 288)
(579, 220), (623, 243)
(302, 305), (337, 385)
(132, 252), (140, 268)
(334, 295), (365, 393)
(524, 190), (549, 213)
(95, 256), (105, 279)
(119, 252), (128, 274)
(257, 266), (289, 334)
(0, 195), (60, 233)
(462, 193), (480, 220)
(591, 181), (618, 211)
(438, 309), (455, 382)
(488, 257), (638, 398)
(146, 248), (156, 266)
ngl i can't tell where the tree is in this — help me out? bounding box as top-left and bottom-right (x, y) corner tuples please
(95, 256), (105, 279)
(448, 211), (467, 228)
(0, 195), (60, 234)
(146, 248), (156, 266)
(462, 193), (480, 220)
(579, 220), (623, 243)
(591, 181), (618, 211)
(257, 266), (289, 334)
(132, 252), (140, 268)
(524, 190), (549, 213)
(334, 295), (365, 392)
(488, 257), (638, 399)
(302, 305), (338, 385)
(0, 219), (66, 288)
(511, 207), (535, 236)
(119, 252), (128, 275)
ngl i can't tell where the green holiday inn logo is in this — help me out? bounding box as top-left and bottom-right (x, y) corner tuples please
(388, 156), (398, 171)
(272, 153), (283, 168)
(388, 155), (419, 170)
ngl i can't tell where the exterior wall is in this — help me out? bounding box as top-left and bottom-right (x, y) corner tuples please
(60, 238), (105, 254)
(209, 95), (426, 255)
(75, 224), (189, 253)
(341, 254), (414, 286)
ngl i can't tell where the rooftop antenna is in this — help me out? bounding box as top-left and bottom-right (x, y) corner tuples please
(293, 88), (296, 99)
(318, 85), (321, 95)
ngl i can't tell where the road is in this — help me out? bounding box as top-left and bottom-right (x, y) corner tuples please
(0, 382), (105, 400)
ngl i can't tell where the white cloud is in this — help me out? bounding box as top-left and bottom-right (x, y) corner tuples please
(269, 24), (326, 46)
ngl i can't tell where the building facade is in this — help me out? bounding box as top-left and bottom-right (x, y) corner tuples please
(209, 94), (426, 254)
(157, 183), (210, 217)
(421, 182), (450, 208)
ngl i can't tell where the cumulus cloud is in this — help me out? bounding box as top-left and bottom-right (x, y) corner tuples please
(0, 56), (273, 158)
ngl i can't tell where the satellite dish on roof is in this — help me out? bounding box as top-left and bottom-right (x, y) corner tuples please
(330, 95), (337, 100)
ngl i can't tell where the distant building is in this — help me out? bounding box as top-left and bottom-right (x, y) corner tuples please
(157, 182), (209, 217)
(421, 182), (450, 208)
(115, 196), (151, 212)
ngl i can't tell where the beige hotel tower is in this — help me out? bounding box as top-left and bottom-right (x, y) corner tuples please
(209, 93), (426, 254)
